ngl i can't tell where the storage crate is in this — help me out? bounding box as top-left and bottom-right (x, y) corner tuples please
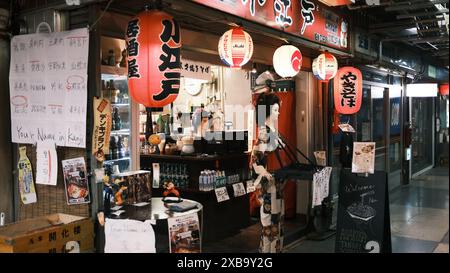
(0, 213), (94, 253)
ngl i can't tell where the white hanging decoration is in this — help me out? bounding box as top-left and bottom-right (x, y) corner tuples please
(312, 52), (338, 81)
(273, 45), (303, 78)
(218, 27), (253, 68)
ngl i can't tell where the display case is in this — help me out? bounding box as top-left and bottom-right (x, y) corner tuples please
(101, 36), (140, 173)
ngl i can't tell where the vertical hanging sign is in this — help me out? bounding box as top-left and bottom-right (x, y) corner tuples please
(92, 97), (112, 162)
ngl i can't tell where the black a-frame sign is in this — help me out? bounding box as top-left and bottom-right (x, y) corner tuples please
(335, 169), (392, 253)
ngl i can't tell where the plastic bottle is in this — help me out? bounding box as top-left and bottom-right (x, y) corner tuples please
(199, 171), (204, 191)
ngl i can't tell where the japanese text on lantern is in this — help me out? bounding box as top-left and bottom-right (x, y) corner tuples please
(340, 72), (357, 108)
(127, 19), (140, 79)
(156, 19), (181, 102)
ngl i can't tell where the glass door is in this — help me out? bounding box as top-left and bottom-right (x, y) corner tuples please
(411, 97), (434, 175)
(370, 86), (387, 172)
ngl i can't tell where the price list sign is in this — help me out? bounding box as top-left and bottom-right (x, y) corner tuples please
(9, 28), (89, 148)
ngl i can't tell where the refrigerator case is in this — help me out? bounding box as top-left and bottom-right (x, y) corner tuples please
(101, 65), (140, 174)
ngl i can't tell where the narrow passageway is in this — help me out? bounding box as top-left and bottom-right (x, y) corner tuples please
(285, 166), (449, 253)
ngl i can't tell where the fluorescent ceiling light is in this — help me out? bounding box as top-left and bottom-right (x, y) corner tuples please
(406, 83), (438, 97)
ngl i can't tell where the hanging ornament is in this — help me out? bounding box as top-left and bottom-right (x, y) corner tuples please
(126, 9), (181, 107)
(218, 27), (253, 68)
(334, 66), (363, 115)
(273, 45), (303, 78)
(312, 52), (338, 81)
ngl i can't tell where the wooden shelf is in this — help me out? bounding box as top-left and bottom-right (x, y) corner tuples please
(101, 65), (127, 76)
(141, 152), (249, 162)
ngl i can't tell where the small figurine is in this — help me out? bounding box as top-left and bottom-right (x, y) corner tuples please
(162, 181), (181, 203)
(114, 183), (128, 206)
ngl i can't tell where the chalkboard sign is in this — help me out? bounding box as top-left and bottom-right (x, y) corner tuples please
(335, 169), (391, 253)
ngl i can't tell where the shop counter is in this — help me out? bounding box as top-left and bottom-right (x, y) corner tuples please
(140, 153), (251, 242)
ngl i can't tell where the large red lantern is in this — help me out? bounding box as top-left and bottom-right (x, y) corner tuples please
(126, 9), (181, 107)
(218, 27), (253, 68)
(334, 67), (363, 115)
(439, 84), (449, 96)
(312, 52), (338, 81)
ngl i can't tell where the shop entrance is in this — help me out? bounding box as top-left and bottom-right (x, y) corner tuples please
(411, 97), (435, 176)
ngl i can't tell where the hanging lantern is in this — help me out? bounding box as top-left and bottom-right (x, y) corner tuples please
(273, 45), (303, 78)
(218, 27), (253, 68)
(334, 67), (363, 115)
(126, 9), (181, 107)
(439, 84), (449, 96)
(312, 52), (338, 81)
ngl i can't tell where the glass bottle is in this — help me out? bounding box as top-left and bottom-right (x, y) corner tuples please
(110, 136), (118, 160)
(110, 80), (119, 104)
(113, 107), (121, 130)
(108, 49), (115, 66)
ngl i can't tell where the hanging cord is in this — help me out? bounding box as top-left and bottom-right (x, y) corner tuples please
(88, 0), (114, 32)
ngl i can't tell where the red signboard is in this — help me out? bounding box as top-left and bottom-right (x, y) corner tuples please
(334, 67), (362, 114)
(190, 0), (349, 51)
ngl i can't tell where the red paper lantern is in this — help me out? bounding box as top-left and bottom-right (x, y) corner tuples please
(126, 10), (181, 107)
(334, 67), (363, 115)
(439, 84), (449, 96)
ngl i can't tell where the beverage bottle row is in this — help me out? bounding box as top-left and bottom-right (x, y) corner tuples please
(199, 170), (227, 191)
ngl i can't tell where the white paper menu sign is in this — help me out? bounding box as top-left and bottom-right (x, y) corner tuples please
(312, 167), (332, 208)
(214, 187), (230, 203)
(9, 28), (89, 148)
(104, 218), (156, 253)
(232, 183), (246, 197)
(246, 180), (256, 193)
(352, 142), (376, 174)
(36, 141), (58, 186)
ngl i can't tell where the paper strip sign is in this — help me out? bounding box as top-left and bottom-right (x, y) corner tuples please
(214, 187), (230, 203)
(232, 182), (246, 197)
(246, 180), (256, 193)
(36, 141), (58, 186)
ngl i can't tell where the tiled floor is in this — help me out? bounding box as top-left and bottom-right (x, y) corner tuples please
(286, 166), (449, 253)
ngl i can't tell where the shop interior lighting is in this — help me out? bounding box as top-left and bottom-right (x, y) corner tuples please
(406, 83), (438, 97)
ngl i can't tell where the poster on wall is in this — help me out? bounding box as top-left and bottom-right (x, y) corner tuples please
(352, 142), (376, 174)
(167, 213), (201, 253)
(9, 28), (89, 148)
(17, 146), (37, 204)
(62, 157), (90, 205)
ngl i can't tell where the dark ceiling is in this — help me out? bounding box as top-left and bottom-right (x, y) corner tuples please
(344, 0), (449, 67)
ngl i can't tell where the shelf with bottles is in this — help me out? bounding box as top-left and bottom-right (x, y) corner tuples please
(101, 65), (127, 78)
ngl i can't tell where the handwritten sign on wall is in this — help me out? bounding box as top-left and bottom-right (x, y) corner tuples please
(9, 28), (89, 148)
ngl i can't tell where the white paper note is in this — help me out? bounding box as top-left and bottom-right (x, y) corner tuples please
(246, 180), (256, 193)
(9, 28), (89, 148)
(215, 187), (230, 203)
(152, 163), (160, 188)
(232, 183), (246, 197)
(104, 218), (156, 253)
(36, 141), (58, 186)
(312, 167), (332, 208)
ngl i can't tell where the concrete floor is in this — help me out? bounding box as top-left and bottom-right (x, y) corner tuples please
(285, 166), (449, 253)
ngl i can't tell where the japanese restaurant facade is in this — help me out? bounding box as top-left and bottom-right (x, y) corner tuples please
(0, 0), (448, 253)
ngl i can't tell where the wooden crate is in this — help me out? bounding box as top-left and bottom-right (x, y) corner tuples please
(0, 213), (94, 253)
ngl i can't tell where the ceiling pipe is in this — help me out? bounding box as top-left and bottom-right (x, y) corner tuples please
(397, 10), (449, 19)
(385, 0), (449, 11)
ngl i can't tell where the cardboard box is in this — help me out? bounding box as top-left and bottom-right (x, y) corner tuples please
(0, 213), (94, 253)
